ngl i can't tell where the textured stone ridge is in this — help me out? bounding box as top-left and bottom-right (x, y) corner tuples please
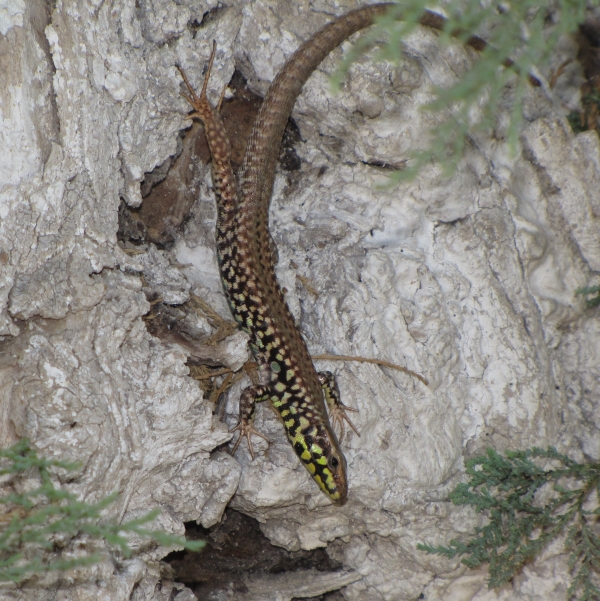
(0, 0), (238, 598)
(1, 0), (599, 600)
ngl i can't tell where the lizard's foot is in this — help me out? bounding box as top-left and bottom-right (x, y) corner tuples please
(229, 420), (270, 460)
(177, 40), (224, 116)
(329, 402), (360, 443)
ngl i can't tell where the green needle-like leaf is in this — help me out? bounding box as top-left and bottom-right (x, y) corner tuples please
(418, 447), (600, 598)
(0, 440), (205, 582)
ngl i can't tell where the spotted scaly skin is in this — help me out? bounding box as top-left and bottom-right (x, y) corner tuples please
(179, 46), (354, 504)
(179, 5), (541, 504)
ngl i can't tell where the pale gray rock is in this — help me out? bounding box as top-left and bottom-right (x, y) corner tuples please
(0, 0), (237, 599)
(138, 245), (191, 305)
(1, 0), (598, 600)
(233, 568), (363, 601)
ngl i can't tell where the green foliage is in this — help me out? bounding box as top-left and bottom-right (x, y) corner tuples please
(334, 0), (596, 180)
(568, 91), (600, 134)
(0, 439), (204, 583)
(576, 285), (600, 308)
(418, 447), (600, 599)
(568, 110), (587, 134)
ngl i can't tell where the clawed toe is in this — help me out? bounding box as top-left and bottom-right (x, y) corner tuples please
(329, 403), (360, 443)
(229, 421), (269, 460)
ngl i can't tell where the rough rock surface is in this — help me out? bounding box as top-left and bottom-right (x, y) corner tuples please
(1, 0), (598, 600)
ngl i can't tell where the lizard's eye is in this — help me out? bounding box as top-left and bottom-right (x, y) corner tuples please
(330, 456), (339, 468)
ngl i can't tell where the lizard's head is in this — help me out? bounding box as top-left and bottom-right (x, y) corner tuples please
(292, 423), (348, 505)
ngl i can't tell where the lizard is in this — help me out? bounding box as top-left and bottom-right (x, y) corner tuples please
(177, 3), (541, 505)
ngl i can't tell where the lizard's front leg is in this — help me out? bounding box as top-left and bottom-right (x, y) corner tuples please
(229, 384), (271, 459)
(318, 371), (360, 442)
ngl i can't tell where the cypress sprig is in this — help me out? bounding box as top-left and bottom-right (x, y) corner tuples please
(0, 440), (204, 582)
(418, 447), (600, 599)
(332, 0), (593, 181)
(576, 286), (600, 308)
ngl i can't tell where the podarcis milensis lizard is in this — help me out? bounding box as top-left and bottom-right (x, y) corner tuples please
(178, 3), (541, 505)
